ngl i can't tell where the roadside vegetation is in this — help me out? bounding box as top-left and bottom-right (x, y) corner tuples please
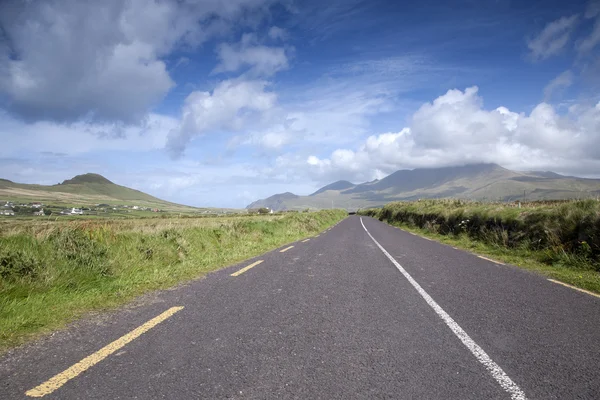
(359, 199), (600, 293)
(0, 210), (346, 352)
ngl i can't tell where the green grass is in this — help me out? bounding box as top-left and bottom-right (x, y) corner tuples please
(360, 199), (600, 293)
(0, 210), (347, 352)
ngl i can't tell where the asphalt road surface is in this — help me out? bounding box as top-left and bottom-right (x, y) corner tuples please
(2, 216), (600, 399)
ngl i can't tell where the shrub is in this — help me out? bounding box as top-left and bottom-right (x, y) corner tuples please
(49, 227), (110, 276)
(360, 200), (600, 270)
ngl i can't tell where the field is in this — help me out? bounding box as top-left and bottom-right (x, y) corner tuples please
(360, 199), (600, 292)
(0, 210), (347, 352)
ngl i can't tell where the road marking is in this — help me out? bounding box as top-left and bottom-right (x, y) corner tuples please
(231, 260), (264, 277)
(25, 306), (184, 398)
(478, 256), (505, 265)
(360, 218), (527, 400)
(280, 246), (294, 253)
(548, 279), (600, 299)
(301, 239), (310, 243)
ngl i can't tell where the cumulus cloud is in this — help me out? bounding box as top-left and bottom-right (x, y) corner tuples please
(213, 33), (290, 76)
(304, 87), (600, 181)
(0, 0), (275, 123)
(166, 79), (277, 158)
(527, 15), (579, 60)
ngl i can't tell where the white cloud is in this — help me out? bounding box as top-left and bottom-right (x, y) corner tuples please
(0, 111), (176, 157)
(543, 70), (574, 101)
(166, 79), (277, 158)
(585, 1), (600, 19)
(527, 15), (579, 60)
(213, 33), (290, 77)
(268, 26), (288, 41)
(303, 87), (600, 181)
(578, 2), (600, 54)
(237, 129), (293, 150)
(0, 0), (275, 123)
(223, 71), (399, 155)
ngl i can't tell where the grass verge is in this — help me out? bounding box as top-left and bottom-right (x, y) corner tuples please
(360, 199), (600, 294)
(0, 210), (347, 353)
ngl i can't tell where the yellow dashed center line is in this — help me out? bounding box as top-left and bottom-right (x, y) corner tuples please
(548, 279), (600, 299)
(477, 255), (505, 265)
(301, 239), (310, 243)
(25, 306), (184, 398)
(280, 245), (294, 253)
(231, 260), (264, 277)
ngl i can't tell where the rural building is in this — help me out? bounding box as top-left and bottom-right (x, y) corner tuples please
(33, 209), (45, 216)
(60, 208), (83, 215)
(0, 209), (15, 216)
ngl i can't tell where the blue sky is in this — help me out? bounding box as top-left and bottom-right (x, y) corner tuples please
(0, 0), (599, 207)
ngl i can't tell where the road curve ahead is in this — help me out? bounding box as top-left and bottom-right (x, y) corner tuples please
(2, 216), (600, 399)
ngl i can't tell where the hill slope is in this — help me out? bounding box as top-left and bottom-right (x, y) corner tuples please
(310, 180), (355, 196)
(247, 192), (299, 210)
(247, 164), (600, 211)
(0, 173), (195, 211)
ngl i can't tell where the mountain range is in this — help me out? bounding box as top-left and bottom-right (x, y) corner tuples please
(247, 164), (600, 211)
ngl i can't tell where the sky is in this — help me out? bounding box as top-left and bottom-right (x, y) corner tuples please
(0, 0), (599, 208)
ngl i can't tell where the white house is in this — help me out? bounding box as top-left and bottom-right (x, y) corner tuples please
(70, 208), (83, 215)
(1, 209), (15, 216)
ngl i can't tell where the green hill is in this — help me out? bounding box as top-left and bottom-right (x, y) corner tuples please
(247, 164), (600, 211)
(0, 173), (196, 211)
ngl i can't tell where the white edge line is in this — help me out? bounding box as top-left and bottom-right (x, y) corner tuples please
(360, 217), (527, 400)
(547, 279), (600, 299)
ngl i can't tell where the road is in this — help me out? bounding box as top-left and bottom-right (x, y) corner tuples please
(1, 216), (600, 399)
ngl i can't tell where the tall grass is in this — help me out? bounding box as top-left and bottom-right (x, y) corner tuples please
(360, 199), (600, 270)
(0, 210), (347, 351)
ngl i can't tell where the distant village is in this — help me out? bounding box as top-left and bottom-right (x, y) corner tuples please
(0, 201), (164, 217)
(1, 201), (279, 218)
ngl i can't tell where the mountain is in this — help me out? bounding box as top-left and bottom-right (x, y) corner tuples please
(61, 173), (114, 185)
(246, 163), (600, 211)
(0, 173), (196, 211)
(310, 180), (355, 196)
(247, 192), (299, 210)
